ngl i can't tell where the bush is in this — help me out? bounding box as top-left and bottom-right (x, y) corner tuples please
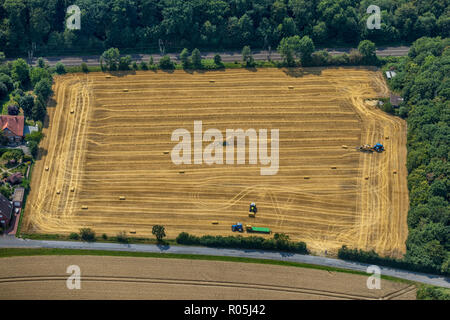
(381, 101), (394, 114)
(158, 55), (175, 70)
(417, 285), (450, 300)
(37, 57), (46, 68)
(34, 78), (53, 101)
(116, 231), (129, 243)
(81, 63), (89, 73)
(55, 62), (66, 74)
(0, 82), (7, 98)
(152, 225), (166, 242)
(69, 232), (79, 240)
(25, 131), (44, 143)
(102, 233), (108, 240)
(28, 141), (38, 158)
(79, 228), (96, 242)
(399, 106), (408, 118)
(118, 56), (131, 70)
(139, 61), (148, 70)
(0, 185), (12, 199)
(214, 54), (223, 66)
(176, 232), (308, 254)
(191, 48), (202, 69)
(7, 104), (19, 115)
(311, 50), (330, 66)
(22, 154), (32, 162)
(29, 67), (52, 87)
(0, 73), (13, 91)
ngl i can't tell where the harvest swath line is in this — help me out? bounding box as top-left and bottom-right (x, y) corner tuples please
(23, 68), (409, 257)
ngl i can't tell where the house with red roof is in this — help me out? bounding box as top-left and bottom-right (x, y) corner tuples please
(0, 115), (24, 144)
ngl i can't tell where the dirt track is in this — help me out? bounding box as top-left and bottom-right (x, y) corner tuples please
(22, 68), (409, 257)
(0, 255), (416, 299)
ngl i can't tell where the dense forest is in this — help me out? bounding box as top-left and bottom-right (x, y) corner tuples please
(0, 0), (449, 56)
(389, 37), (449, 274)
(340, 37), (449, 275)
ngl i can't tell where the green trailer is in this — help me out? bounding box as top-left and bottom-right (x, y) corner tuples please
(246, 225), (271, 234)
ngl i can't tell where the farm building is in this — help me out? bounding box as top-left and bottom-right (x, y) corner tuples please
(0, 193), (13, 228)
(0, 115), (24, 144)
(12, 187), (24, 208)
(385, 71), (397, 79)
(6, 173), (23, 185)
(390, 93), (404, 107)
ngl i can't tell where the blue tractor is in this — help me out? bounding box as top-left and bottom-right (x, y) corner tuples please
(373, 143), (385, 153)
(232, 222), (243, 232)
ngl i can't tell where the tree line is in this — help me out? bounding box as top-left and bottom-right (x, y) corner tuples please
(0, 0), (449, 57)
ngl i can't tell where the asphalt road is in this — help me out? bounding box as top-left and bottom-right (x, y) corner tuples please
(26, 46), (410, 66)
(0, 235), (448, 288)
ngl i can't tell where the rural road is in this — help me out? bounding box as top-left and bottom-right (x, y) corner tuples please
(1, 236), (448, 288)
(26, 46), (410, 66)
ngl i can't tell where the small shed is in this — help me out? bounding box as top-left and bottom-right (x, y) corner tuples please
(385, 71), (397, 79)
(12, 187), (24, 208)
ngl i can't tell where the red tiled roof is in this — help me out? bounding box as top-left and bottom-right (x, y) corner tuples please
(0, 115), (24, 137)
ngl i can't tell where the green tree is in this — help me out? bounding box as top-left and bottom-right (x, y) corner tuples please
(101, 48), (120, 71)
(118, 55), (132, 70)
(159, 55), (175, 70)
(298, 36), (315, 65)
(0, 74), (13, 91)
(36, 57), (46, 69)
(81, 63), (89, 73)
(79, 228), (96, 242)
(116, 231), (129, 243)
(277, 35), (301, 66)
(152, 225), (166, 242)
(28, 140), (38, 158)
(18, 94), (34, 118)
(25, 131), (44, 143)
(0, 83), (7, 99)
(214, 54), (222, 66)
(31, 97), (46, 121)
(55, 62), (66, 74)
(0, 131), (9, 145)
(29, 67), (51, 87)
(191, 48), (202, 69)
(242, 46), (254, 67)
(34, 78), (53, 101)
(358, 40), (377, 63)
(180, 48), (190, 68)
(11, 58), (29, 86)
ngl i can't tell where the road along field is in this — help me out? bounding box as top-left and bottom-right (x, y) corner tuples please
(22, 68), (409, 257)
(0, 255), (416, 299)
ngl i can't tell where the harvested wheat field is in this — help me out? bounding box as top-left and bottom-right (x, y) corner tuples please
(22, 68), (409, 257)
(0, 255), (416, 299)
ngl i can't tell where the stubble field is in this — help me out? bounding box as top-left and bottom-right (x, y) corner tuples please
(22, 68), (409, 257)
(0, 255), (417, 300)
